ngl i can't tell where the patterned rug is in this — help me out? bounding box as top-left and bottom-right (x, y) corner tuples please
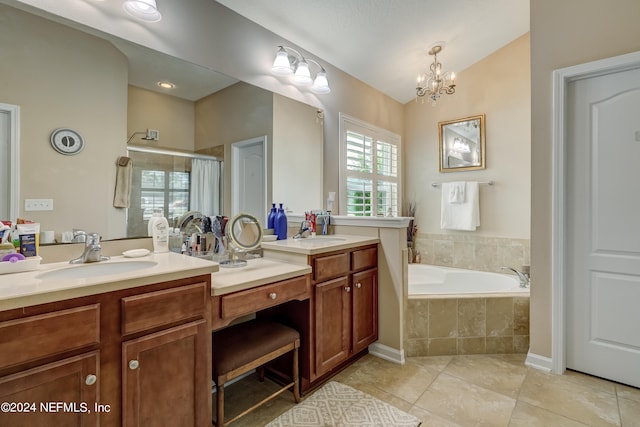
(266, 381), (422, 427)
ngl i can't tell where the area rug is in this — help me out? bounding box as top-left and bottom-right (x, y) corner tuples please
(266, 381), (422, 427)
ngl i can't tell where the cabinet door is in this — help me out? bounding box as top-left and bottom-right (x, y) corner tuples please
(122, 320), (209, 427)
(352, 269), (378, 354)
(0, 351), (99, 427)
(314, 276), (351, 377)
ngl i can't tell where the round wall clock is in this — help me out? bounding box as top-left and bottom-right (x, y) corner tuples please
(50, 128), (84, 155)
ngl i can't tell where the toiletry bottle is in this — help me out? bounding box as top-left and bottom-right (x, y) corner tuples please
(151, 214), (169, 253)
(147, 208), (162, 236)
(267, 203), (277, 230)
(275, 203), (288, 240)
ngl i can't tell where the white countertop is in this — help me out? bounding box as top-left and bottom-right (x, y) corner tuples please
(261, 234), (379, 255)
(0, 252), (218, 311)
(211, 257), (311, 296)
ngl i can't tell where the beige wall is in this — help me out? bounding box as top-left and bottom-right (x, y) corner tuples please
(127, 86), (195, 151)
(530, 0), (640, 358)
(404, 34), (531, 239)
(0, 5), (128, 239)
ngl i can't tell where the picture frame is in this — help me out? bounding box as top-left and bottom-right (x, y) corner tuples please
(438, 114), (485, 172)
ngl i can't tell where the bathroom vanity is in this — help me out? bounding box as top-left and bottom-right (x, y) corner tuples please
(0, 253), (217, 427)
(0, 235), (379, 425)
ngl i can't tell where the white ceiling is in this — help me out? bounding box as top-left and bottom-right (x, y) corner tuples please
(216, 0), (530, 104)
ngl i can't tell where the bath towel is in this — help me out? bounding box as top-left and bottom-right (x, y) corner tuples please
(441, 181), (480, 231)
(113, 156), (133, 208)
(448, 181), (466, 203)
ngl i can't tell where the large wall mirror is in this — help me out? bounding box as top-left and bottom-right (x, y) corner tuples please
(0, 3), (323, 242)
(438, 114), (486, 172)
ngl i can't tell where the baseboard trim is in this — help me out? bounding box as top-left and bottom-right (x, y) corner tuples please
(525, 352), (553, 373)
(368, 342), (405, 365)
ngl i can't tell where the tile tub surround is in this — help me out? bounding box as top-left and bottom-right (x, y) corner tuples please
(405, 296), (530, 356)
(414, 233), (530, 273)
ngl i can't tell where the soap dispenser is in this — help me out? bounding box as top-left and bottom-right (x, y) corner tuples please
(267, 203), (277, 231)
(275, 203), (287, 240)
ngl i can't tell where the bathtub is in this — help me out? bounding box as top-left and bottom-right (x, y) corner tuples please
(408, 264), (529, 297)
(405, 264), (530, 356)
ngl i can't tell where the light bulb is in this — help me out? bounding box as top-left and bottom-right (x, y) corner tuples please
(272, 47), (293, 75)
(293, 61), (312, 85)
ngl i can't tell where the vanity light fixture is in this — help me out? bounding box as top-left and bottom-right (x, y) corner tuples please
(416, 44), (456, 105)
(271, 46), (331, 94)
(122, 0), (162, 23)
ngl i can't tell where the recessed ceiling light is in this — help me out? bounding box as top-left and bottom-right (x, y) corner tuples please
(123, 0), (162, 23)
(157, 81), (175, 89)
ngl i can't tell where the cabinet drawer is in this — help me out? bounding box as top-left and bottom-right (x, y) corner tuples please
(0, 304), (100, 369)
(220, 275), (309, 320)
(121, 282), (207, 335)
(313, 252), (350, 282)
(351, 246), (377, 271)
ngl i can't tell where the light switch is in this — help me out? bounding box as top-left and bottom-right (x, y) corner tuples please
(24, 199), (54, 211)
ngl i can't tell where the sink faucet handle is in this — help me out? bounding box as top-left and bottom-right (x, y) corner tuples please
(86, 232), (101, 246)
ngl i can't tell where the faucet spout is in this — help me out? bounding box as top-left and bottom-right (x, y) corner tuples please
(70, 232), (110, 264)
(293, 220), (312, 239)
(500, 266), (530, 288)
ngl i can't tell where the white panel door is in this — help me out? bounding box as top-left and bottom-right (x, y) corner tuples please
(230, 136), (267, 226)
(566, 66), (640, 387)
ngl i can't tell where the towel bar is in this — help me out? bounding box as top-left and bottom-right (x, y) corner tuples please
(432, 180), (494, 188)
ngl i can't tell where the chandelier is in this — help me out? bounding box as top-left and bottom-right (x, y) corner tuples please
(416, 45), (456, 104)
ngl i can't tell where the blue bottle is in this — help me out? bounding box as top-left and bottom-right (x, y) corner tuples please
(275, 203), (288, 240)
(267, 203), (277, 230)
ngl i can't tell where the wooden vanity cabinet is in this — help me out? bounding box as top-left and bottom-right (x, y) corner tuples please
(0, 274), (212, 427)
(311, 244), (378, 379)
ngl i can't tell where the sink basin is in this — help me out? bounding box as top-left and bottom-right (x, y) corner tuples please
(37, 261), (158, 280)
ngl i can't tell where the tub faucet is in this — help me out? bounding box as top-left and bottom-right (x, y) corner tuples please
(500, 266), (530, 288)
(70, 233), (110, 264)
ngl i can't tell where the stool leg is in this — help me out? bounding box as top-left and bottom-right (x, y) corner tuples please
(216, 381), (225, 427)
(292, 347), (301, 403)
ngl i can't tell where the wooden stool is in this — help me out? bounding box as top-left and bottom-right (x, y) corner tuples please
(212, 319), (301, 426)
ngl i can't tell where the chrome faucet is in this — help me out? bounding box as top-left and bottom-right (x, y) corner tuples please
(293, 220), (312, 239)
(501, 266), (530, 288)
(70, 233), (110, 264)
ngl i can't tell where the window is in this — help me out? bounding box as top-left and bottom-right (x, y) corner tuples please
(340, 114), (401, 216)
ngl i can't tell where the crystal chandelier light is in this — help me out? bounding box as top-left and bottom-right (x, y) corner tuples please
(416, 45), (456, 105)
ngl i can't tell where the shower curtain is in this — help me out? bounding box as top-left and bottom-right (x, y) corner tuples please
(190, 158), (222, 216)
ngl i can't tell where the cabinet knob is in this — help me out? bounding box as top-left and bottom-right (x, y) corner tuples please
(129, 359), (140, 370)
(269, 292), (277, 300)
(345, 286), (351, 292)
(355, 282), (362, 289)
(85, 374), (97, 386)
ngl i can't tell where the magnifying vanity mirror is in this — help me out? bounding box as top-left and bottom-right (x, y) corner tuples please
(220, 213), (263, 268)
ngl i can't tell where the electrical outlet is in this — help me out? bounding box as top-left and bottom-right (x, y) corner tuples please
(24, 199), (54, 211)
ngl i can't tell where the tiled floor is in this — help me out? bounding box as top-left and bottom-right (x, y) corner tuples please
(218, 353), (640, 426)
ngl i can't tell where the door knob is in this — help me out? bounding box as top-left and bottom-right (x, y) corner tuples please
(345, 286), (351, 292)
(129, 359), (140, 370)
(355, 282), (362, 289)
(85, 374), (97, 386)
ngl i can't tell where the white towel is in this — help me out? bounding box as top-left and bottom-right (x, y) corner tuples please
(448, 181), (465, 203)
(113, 156), (132, 208)
(441, 181), (480, 231)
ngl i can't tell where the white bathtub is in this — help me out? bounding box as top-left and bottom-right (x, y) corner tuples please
(408, 264), (529, 297)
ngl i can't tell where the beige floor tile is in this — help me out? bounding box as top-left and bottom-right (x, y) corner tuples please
(406, 354), (454, 372)
(409, 404), (463, 426)
(518, 369), (620, 426)
(444, 355), (528, 398)
(616, 383), (640, 403)
(508, 401), (589, 426)
(333, 353), (440, 404)
(619, 397), (640, 427)
(415, 373), (516, 426)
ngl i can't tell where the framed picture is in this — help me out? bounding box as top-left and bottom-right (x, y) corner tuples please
(438, 114), (485, 172)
